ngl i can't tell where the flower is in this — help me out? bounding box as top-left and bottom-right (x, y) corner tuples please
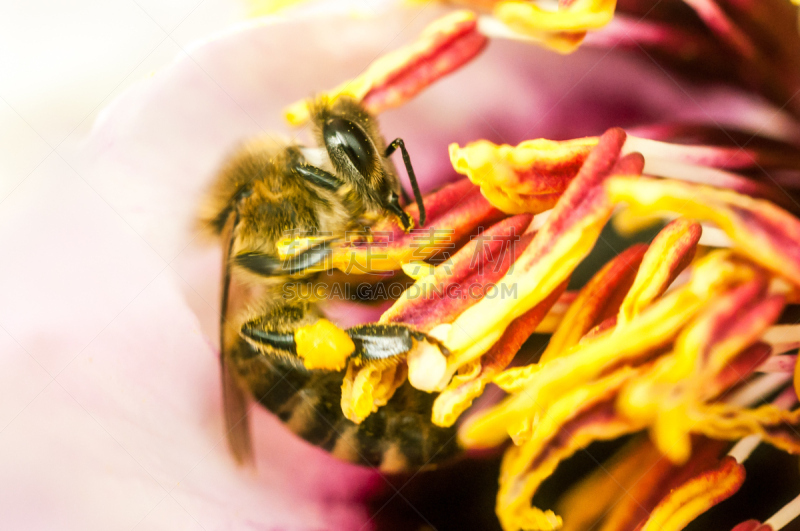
(6, 1), (800, 530)
(278, 2), (800, 530)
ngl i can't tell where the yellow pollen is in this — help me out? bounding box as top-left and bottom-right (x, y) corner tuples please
(295, 319), (355, 371)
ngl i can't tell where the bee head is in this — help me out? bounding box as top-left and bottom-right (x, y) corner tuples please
(311, 97), (414, 231)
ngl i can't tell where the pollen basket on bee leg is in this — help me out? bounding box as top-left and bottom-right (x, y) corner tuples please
(294, 319), (355, 371)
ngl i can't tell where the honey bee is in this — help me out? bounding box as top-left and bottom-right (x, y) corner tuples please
(201, 97), (458, 472)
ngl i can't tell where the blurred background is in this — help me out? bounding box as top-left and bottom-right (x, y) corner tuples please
(1, 0), (257, 200)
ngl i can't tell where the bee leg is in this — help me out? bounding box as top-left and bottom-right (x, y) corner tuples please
(238, 301), (315, 360)
(346, 323), (448, 365)
(384, 191), (414, 232)
(295, 163), (343, 192)
(240, 326), (297, 355)
(385, 138), (426, 226)
(233, 308), (460, 472)
(241, 317), (449, 368)
(236, 241), (331, 277)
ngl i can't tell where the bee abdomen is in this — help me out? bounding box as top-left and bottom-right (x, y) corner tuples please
(231, 339), (459, 472)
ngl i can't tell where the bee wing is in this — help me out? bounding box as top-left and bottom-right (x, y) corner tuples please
(219, 210), (254, 465)
(220, 353), (252, 465)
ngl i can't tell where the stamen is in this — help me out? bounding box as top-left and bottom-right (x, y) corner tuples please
(407, 342), (447, 392)
(725, 373), (792, 407)
(623, 136), (759, 170)
(765, 491), (800, 530)
(763, 325), (800, 346)
(529, 209), (552, 231)
(728, 387), (797, 463)
(476, 15), (537, 43)
(728, 434), (762, 463)
(682, 0), (755, 58)
(758, 355), (797, 374)
(644, 158), (749, 189)
(699, 225), (733, 248)
(407, 324), (450, 392)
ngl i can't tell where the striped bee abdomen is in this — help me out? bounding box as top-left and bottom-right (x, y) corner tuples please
(229, 338), (460, 473)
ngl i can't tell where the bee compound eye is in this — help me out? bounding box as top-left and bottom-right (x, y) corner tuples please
(322, 118), (376, 178)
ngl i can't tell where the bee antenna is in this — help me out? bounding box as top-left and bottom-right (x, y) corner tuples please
(385, 138), (426, 227)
